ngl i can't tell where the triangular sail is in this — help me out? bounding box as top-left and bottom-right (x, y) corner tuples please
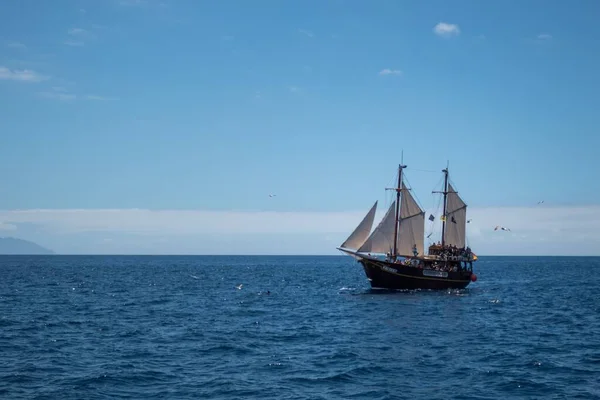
(443, 183), (467, 248)
(340, 201), (378, 250)
(396, 183), (425, 256)
(357, 201), (396, 254)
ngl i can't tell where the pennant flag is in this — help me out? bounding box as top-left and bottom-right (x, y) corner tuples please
(451, 216), (457, 223)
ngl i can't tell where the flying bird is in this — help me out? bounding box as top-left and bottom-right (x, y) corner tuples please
(269, 194), (276, 198)
(537, 200), (544, 205)
(494, 225), (511, 232)
(236, 284), (243, 290)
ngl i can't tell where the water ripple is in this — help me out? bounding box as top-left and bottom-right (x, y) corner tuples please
(0, 255), (599, 399)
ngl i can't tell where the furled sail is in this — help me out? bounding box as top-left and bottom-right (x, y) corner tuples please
(443, 183), (467, 248)
(396, 183), (425, 256)
(357, 201), (396, 254)
(340, 201), (378, 250)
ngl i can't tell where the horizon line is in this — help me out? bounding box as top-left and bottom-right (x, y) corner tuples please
(1, 254), (599, 257)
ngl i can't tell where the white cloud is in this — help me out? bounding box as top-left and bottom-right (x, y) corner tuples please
(537, 33), (552, 40)
(0, 66), (47, 82)
(433, 22), (460, 37)
(288, 86), (301, 93)
(0, 209), (365, 235)
(379, 69), (402, 76)
(1, 206), (599, 255)
(298, 29), (314, 38)
(422, 205), (600, 255)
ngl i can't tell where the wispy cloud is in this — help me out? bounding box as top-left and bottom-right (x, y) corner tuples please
(379, 69), (402, 76)
(6, 41), (26, 49)
(0, 222), (17, 231)
(118, 0), (167, 7)
(1, 205), (599, 255)
(37, 87), (76, 101)
(64, 40), (85, 47)
(118, 0), (147, 5)
(37, 91), (77, 101)
(85, 95), (119, 101)
(288, 86), (302, 94)
(0, 66), (47, 82)
(433, 22), (460, 37)
(298, 29), (315, 38)
(37, 87), (118, 101)
(68, 28), (87, 36)
(537, 33), (552, 40)
(64, 27), (94, 46)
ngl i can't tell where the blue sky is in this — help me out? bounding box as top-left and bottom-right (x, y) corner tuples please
(1, 0), (599, 254)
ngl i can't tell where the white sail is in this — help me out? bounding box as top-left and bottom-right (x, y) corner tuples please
(443, 183), (467, 248)
(357, 201), (396, 254)
(396, 183), (425, 256)
(340, 201), (378, 250)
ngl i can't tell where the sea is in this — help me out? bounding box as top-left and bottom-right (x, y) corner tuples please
(0, 255), (599, 399)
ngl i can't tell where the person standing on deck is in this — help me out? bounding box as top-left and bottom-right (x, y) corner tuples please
(412, 244), (418, 257)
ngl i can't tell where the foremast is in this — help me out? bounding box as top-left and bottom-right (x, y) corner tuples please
(339, 161), (425, 258)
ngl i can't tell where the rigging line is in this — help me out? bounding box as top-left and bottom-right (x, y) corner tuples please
(432, 174), (444, 196)
(401, 174), (426, 211)
(382, 168), (397, 209)
(409, 168), (440, 173)
(427, 190), (443, 238)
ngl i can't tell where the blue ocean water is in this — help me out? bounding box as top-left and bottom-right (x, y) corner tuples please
(0, 255), (599, 399)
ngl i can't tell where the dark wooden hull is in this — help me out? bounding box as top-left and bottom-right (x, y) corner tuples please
(359, 257), (473, 290)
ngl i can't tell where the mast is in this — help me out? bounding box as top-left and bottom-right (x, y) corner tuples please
(432, 162), (449, 247)
(392, 163), (406, 258)
(441, 166), (449, 246)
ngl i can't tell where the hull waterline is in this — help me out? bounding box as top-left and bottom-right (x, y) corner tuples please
(359, 257), (472, 290)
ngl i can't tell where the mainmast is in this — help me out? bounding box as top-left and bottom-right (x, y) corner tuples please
(441, 167), (449, 246)
(433, 163), (449, 247)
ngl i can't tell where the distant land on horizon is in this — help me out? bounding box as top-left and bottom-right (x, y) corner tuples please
(0, 237), (54, 255)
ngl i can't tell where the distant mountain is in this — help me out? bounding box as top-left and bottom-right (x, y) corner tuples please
(0, 237), (54, 255)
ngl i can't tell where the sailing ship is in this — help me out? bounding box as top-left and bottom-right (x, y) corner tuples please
(337, 163), (478, 290)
